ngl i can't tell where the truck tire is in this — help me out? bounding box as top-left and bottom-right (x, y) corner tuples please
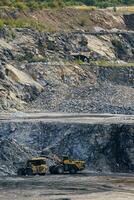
(26, 168), (33, 176)
(69, 167), (77, 174)
(49, 166), (56, 174)
(39, 173), (46, 176)
(17, 168), (26, 176)
(56, 166), (64, 174)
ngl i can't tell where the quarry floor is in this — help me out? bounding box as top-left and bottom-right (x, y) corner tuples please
(0, 172), (134, 200)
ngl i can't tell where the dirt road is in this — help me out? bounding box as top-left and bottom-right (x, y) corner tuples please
(0, 172), (134, 200)
(0, 112), (134, 124)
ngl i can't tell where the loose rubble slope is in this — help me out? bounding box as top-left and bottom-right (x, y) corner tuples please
(0, 8), (134, 175)
(0, 26), (134, 113)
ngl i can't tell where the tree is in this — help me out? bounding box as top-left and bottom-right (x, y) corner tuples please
(83, 0), (96, 6)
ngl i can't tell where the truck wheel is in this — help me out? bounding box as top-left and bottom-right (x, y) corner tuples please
(56, 166), (64, 174)
(17, 168), (26, 176)
(49, 166), (56, 174)
(26, 168), (33, 176)
(39, 173), (46, 176)
(69, 167), (77, 174)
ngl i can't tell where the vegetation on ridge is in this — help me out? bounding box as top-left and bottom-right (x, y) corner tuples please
(0, 0), (134, 9)
(0, 0), (133, 31)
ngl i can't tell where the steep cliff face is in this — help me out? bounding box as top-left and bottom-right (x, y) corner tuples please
(0, 139), (33, 175)
(0, 121), (134, 175)
(124, 14), (134, 30)
(0, 28), (134, 114)
(0, 10), (134, 176)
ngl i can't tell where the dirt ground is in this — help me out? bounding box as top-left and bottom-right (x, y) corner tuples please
(0, 172), (134, 200)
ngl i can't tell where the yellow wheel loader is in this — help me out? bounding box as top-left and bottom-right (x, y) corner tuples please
(48, 156), (85, 174)
(17, 157), (48, 176)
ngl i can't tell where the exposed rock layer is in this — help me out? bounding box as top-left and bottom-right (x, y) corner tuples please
(0, 28), (134, 113)
(0, 121), (134, 175)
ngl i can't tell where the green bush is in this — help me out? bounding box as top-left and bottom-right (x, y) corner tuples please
(31, 56), (47, 63)
(14, 2), (28, 11)
(48, 0), (65, 8)
(79, 18), (87, 27)
(0, 0), (11, 6)
(75, 59), (84, 65)
(0, 0), (134, 10)
(0, 19), (4, 28)
(96, 1), (111, 8)
(1, 18), (45, 31)
(27, 1), (41, 10)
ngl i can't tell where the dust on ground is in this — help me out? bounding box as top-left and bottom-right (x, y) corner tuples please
(0, 172), (134, 200)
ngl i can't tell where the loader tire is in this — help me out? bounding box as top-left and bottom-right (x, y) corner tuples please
(69, 167), (77, 174)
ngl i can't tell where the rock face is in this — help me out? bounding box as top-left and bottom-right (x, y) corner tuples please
(0, 121), (134, 175)
(0, 28), (134, 113)
(0, 139), (34, 176)
(0, 12), (134, 176)
(124, 14), (134, 30)
(0, 8), (125, 32)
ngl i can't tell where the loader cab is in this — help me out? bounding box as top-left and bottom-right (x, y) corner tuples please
(62, 156), (69, 161)
(49, 155), (86, 174)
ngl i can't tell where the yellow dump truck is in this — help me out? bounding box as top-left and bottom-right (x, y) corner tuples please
(17, 157), (48, 176)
